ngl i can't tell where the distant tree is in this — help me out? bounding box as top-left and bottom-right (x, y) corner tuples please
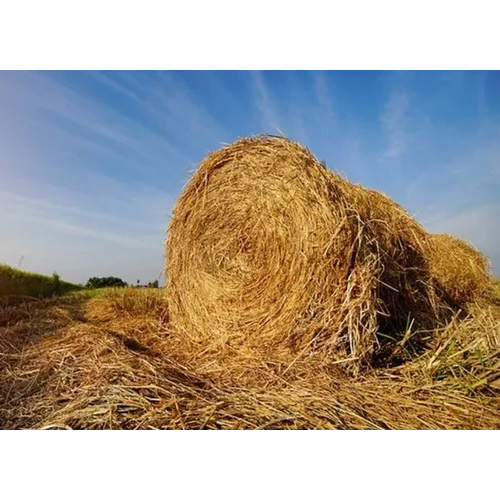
(85, 276), (128, 289)
(52, 272), (62, 295)
(148, 280), (159, 288)
(136, 279), (140, 286)
(86, 277), (100, 288)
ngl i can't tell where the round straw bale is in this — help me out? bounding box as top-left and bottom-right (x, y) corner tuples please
(166, 136), (441, 364)
(427, 233), (490, 306)
(345, 185), (441, 331)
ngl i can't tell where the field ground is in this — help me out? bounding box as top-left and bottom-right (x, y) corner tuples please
(1, 285), (499, 429)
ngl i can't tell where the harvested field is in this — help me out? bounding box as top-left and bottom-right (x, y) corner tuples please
(0, 288), (499, 429)
(2, 136), (498, 430)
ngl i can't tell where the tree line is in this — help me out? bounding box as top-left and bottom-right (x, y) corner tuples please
(85, 277), (159, 288)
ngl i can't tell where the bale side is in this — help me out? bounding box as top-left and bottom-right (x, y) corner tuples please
(427, 233), (490, 306)
(348, 187), (442, 326)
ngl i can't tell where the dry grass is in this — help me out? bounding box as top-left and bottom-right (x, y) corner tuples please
(0, 288), (499, 429)
(428, 233), (491, 306)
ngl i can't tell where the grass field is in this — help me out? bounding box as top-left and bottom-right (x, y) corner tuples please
(0, 264), (82, 303)
(1, 283), (499, 429)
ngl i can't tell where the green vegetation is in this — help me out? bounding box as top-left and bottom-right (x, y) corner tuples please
(85, 276), (128, 289)
(0, 264), (82, 299)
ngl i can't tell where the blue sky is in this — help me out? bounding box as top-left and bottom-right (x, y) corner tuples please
(1, 70), (499, 284)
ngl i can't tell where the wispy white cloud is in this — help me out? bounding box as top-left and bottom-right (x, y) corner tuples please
(90, 71), (145, 104)
(380, 91), (411, 159)
(0, 190), (167, 231)
(0, 71), (215, 284)
(407, 127), (500, 273)
(1, 71), (498, 280)
(93, 71), (230, 153)
(1, 210), (158, 249)
(0, 71), (194, 178)
(313, 71), (335, 121)
(406, 131), (500, 212)
(251, 71), (281, 133)
(250, 71), (339, 148)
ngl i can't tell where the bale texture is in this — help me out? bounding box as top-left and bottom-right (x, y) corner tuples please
(428, 233), (490, 306)
(166, 136), (442, 364)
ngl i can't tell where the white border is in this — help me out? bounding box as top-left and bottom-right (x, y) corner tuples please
(1, 1), (498, 69)
(1, 431), (498, 499)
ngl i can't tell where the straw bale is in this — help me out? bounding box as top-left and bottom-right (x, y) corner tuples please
(166, 136), (442, 363)
(428, 233), (490, 306)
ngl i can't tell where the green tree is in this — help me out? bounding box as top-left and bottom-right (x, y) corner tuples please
(85, 276), (128, 289)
